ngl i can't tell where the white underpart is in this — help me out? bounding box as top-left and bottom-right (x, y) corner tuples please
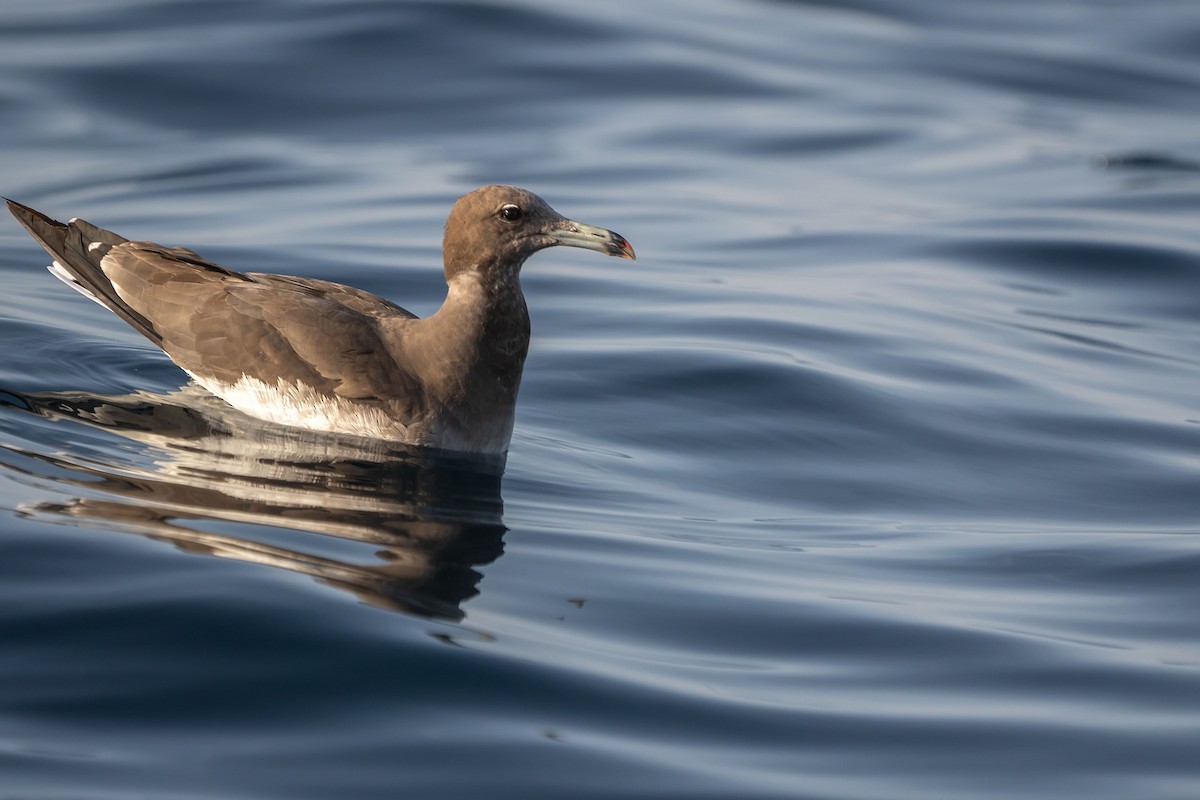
(185, 370), (411, 442)
(48, 261), (107, 308)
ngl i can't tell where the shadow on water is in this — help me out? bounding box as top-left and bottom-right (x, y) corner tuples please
(0, 384), (507, 621)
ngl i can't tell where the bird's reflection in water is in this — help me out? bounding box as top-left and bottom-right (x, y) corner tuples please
(0, 385), (508, 621)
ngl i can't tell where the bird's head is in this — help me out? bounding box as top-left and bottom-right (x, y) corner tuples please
(442, 185), (634, 283)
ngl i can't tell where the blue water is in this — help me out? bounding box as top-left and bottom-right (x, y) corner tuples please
(1, 1), (1198, 797)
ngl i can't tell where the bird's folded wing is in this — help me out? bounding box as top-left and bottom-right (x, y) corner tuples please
(101, 245), (425, 417)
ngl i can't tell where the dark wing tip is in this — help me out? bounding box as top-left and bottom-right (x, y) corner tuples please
(6, 197), (52, 220)
(6, 198), (68, 253)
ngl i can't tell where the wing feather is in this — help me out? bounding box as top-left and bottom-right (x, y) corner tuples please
(99, 245), (425, 419)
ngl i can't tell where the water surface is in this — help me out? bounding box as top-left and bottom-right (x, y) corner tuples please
(0, 1), (1198, 798)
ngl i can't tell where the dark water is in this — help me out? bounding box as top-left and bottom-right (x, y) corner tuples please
(1, 1), (1198, 797)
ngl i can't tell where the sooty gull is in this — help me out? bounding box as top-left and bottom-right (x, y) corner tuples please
(5, 185), (635, 454)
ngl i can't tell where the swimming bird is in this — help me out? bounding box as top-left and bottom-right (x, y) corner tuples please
(6, 186), (634, 454)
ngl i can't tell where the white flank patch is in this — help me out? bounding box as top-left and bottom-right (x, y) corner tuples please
(186, 371), (411, 442)
(87, 241), (103, 252)
(48, 261), (107, 308)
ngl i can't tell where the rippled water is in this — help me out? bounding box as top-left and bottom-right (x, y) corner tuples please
(1, 1), (1198, 798)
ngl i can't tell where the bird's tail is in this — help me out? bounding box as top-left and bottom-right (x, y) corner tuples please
(5, 199), (159, 344)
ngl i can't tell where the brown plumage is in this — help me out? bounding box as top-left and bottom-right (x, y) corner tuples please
(6, 186), (634, 454)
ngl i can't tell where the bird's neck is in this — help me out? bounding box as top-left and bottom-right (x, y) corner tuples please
(404, 269), (529, 452)
(437, 269), (531, 393)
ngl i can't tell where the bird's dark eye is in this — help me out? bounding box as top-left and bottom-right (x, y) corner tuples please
(498, 204), (523, 223)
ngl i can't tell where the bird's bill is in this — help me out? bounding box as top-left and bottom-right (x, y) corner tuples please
(548, 220), (636, 260)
